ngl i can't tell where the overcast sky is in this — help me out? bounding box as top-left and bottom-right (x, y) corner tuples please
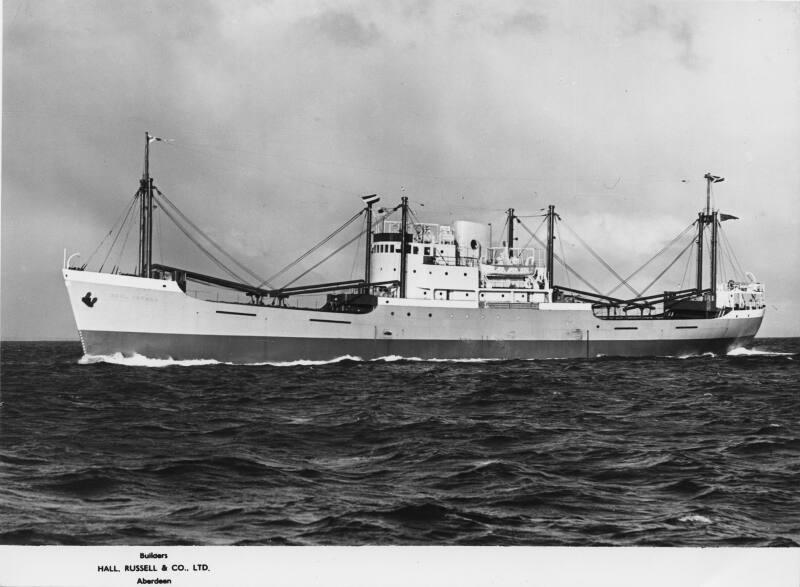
(3, 0), (799, 339)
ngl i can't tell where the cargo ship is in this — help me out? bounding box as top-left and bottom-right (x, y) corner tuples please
(62, 134), (765, 361)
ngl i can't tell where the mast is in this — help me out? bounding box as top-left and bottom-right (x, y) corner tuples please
(696, 211), (704, 293)
(399, 196), (409, 298)
(699, 173), (724, 298)
(363, 195), (378, 287)
(710, 210), (719, 307)
(546, 204), (555, 286)
(138, 131), (154, 278)
(506, 208), (515, 257)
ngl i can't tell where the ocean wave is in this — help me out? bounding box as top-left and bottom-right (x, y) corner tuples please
(678, 514), (712, 524)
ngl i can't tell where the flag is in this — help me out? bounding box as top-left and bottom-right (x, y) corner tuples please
(148, 135), (173, 143)
(361, 194), (380, 205)
(704, 173), (724, 183)
(720, 213), (739, 221)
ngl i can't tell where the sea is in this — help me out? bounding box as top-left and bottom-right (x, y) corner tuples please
(1, 339), (798, 547)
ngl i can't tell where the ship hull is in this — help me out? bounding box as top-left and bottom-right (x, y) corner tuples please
(64, 270), (764, 362)
(79, 330), (757, 361)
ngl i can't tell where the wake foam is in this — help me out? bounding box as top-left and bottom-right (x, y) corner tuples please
(81, 347), (793, 367)
(372, 355), (497, 363)
(726, 347), (795, 357)
(78, 352), (503, 367)
(673, 352), (718, 360)
(79, 353), (222, 368)
(248, 355), (363, 367)
(78, 353), (363, 368)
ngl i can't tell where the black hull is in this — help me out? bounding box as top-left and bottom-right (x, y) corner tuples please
(81, 330), (757, 362)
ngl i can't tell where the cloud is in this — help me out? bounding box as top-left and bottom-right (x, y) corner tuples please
(296, 9), (380, 48)
(624, 4), (700, 70)
(495, 9), (548, 36)
(2, 1), (799, 338)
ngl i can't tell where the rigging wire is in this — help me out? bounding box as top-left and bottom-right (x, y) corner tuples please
(111, 206), (139, 274)
(499, 215), (509, 246)
(638, 238), (696, 297)
(156, 204), (164, 265)
(606, 222), (696, 297)
(155, 194), (251, 283)
(559, 219), (640, 297)
(154, 187), (269, 287)
(516, 219), (601, 294)
(85, 192), (139, 269)
(98, 195), (139, 273)
(679, 239), (696, 289)
(518, 216), (548, 251)
(721, 235), (739, 281)
(719, 229), (742, 283)
(259, 209), (364, 288)
(278, 209), (393, 290)
(350, 215), (365, 279)
(556, 221), (572, 290)
(279, 229), (367, 290)
(719, 224), (746, 279)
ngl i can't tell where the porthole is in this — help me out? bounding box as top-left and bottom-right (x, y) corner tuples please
(445, 271), (449, 275)
(391, 311), (395, 316)
(463, 272), (467, 277)
(428, 313), (432, 317)
(407, 312), (411, 317)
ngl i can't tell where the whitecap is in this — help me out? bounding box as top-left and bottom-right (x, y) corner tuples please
(679, 514), (712, 524)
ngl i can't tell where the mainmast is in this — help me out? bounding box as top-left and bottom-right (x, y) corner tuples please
(697, 173), (724, 297)
(710, 209), (719, 307)
(138, 132), (155, 278)
(362, 194), (379, 288)
(546, 204), (556, 287)
(506, 208), (515, 257)
(695, 211), (704, 293)
(399, 196), (409, 298)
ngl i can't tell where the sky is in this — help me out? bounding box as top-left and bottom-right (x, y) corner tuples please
(2, 0), (799, 339)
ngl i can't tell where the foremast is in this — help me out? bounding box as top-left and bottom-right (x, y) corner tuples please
(137, 132), (155, 278)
